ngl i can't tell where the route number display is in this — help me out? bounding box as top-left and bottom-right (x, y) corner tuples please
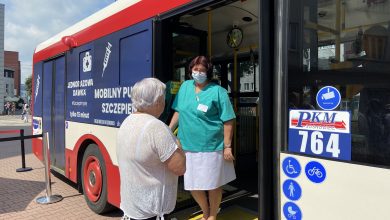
(288, 110), (351, 160)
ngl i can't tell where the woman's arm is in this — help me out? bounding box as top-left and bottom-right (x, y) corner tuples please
(165, 147), (186, 176)
(169, 111), (179, 131)
(223, 120), (235, 161)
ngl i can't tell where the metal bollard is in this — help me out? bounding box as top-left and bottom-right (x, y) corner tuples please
(16, 129), (33, 172)
(36, 132), (63, 204)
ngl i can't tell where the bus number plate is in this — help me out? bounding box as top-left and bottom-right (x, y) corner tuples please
(288, 109), (351, 160)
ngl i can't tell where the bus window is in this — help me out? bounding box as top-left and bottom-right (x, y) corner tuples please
(173, 32), (200, 65)
(239, 60), (259, 93)
(227, 62), (233, 93)
(288, 85), (390, 165)
(225, 59), (259, 94)
(171, 27), (207, 82)
(212, 64), (222, 85)
(288, 0), (390, 166)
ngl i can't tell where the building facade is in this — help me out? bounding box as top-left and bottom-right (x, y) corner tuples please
(4, 68), (14, 96)
(0, 4), (4, 114)
(4, 51), (21, 96)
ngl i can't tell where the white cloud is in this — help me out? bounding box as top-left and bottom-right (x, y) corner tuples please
(1, 0), (113, 83)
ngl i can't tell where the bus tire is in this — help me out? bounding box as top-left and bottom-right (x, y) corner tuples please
(81, 144), (113, 214)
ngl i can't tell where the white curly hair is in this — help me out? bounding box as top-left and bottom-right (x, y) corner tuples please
(131, 78), (166, 111)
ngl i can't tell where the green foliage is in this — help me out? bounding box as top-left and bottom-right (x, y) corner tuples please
(239, 61), (254, 77)
(25, 75), (32, 98)
(17, 98), (25, 109)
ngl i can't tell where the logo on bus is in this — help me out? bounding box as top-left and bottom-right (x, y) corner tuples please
(35, 74), (40, 102)
(83, 51), (92, 72)
(33, 119), (41, 130)
(290, 110), (349, 133)
(102, 42), (112, 77)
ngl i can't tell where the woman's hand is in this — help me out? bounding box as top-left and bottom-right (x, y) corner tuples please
(223, 120), (234, 161)
(223, 147), (235, 161)
(176, 138), (182, 149)
(169, 112), (179, 131)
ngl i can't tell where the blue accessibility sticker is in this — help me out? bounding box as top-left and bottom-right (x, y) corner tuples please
(33, 119), (40, 129)
(283, 201), (302, 220)
(305, 161), (326, 183)
(282, 157), (301, 178)
(316, 86), (341, 110)
(283, 179), (302, 201)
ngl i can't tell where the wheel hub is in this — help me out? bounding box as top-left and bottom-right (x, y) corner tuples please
(89, 171), (96, 186)
(83, 155), (103, 202)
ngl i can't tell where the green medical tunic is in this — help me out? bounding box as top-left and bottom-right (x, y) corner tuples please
(172, 80), (236, 152)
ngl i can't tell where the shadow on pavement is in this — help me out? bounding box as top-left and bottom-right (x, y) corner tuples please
(51, 170), (123, 217)
(0, 177), (45, 214)
(101, 209), (123, 218)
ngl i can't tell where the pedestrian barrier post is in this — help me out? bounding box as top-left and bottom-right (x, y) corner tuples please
(0, 129), (35, 172)
(36, 132), (63, 204)
(16, 129), (33, 172)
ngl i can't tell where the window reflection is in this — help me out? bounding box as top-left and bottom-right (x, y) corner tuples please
(288, 0), (390, 166)
(302, 0), (390, 72)
(289, 85), (390, 165)
(226, 60), (259, 93)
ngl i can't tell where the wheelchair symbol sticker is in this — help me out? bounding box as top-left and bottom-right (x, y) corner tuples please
(316, 86), (341, 110)
(282, 157), (301, 178)
(283, 202), (302, 220)
(283, 179), (302, 201)
(305, 161), (326, 183)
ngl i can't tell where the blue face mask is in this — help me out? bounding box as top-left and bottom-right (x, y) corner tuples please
(192, 71), (207, 84)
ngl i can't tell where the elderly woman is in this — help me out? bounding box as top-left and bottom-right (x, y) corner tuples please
(117, 78), (186, 220)
(169, 56), (236, 220)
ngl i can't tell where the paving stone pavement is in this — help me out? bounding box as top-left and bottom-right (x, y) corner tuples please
(0, 115), (123, 220)
(0, 116), (200, 220)
(0, 114), (32, 127)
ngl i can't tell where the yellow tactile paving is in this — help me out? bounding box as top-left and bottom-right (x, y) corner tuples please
(189, 206), (258, 220)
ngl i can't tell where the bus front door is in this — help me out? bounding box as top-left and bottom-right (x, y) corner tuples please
(42, 56), (66, 171)
(275, 0), (390, 219)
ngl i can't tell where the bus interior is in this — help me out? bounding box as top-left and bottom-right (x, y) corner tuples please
(155, 0), (261, 212)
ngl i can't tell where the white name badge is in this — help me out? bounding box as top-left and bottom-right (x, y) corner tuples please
(197, 104), (208, 112)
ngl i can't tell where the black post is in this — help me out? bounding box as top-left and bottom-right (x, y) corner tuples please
(16, 129), (33, 172)
(259, 0), (277, 219)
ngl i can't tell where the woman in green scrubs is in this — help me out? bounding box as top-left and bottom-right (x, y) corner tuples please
(169, 56), (236, 220)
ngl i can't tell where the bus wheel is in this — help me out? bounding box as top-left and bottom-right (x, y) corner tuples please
(81, 144), (113, 214)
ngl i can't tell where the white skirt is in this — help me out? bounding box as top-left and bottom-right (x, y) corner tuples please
(184, 150), (236, 190)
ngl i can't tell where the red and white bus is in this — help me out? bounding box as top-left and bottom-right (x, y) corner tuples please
(32, 0), (390, 219)
(32, 0), (262, 214)
(32, 0), (195, 213)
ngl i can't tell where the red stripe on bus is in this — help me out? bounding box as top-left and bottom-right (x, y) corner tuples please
(66, 134), (120, 207)
(33, 0), (191, 63)
(32, 138), (43, 161)
(0, 130), (20, 134)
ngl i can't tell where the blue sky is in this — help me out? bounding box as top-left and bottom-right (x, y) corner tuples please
(1, 0), (114, 84)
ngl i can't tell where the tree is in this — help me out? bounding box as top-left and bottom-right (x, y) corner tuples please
(25, 75), (32, 98)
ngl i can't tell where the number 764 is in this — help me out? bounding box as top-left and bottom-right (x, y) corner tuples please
(298, 130), (340, 158)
